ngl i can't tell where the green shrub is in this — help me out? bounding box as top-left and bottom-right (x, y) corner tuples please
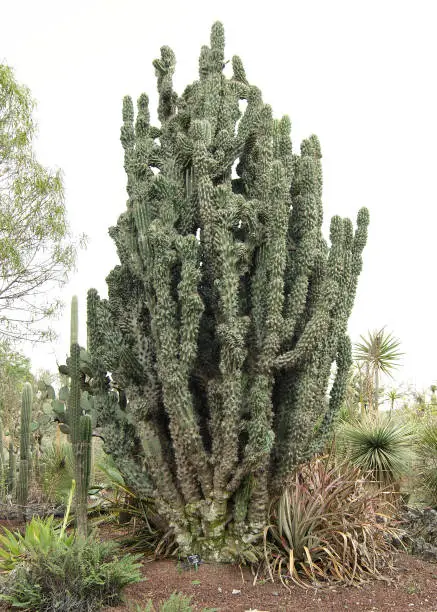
(0, 515), (74, 571)
(135, 592), (194, 611)
(0, 537), (142, 611)
(0, 510), (142, 611)
(264, 456), (399, 586)
(338, 415), (413, 486)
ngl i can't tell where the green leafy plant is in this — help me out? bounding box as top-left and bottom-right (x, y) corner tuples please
(0, 537), (142, 611)
(0, 481), (75, 571)
(0, 478), (141, 611)
(0, 64), (80, 343)
(263, 456), (398, 586)
(0, 514), (74, 571)
(338, 415), (413, 486)
(135, 593), (194, 612)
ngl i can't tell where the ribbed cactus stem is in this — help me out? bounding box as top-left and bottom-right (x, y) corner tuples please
(67, 296), (92, 537)
(76, 414), (92, 536)
(17, 382), (32, 508)
(70, 295), (78, 346)
(7, 442), (16, 494)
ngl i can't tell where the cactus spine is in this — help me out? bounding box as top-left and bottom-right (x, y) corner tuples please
(17, 382), (32, 508)
(86, 23), (369, 560)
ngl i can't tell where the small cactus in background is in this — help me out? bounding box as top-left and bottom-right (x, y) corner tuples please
(7, 441), (16, 494)
(17, 382), (32, 508)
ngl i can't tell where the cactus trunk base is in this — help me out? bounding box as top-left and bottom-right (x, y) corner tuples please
(158, 497), (262, 563)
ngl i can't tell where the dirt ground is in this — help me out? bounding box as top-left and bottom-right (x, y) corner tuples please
(2, 518), (437, 611)
(106, 552), (437, 612)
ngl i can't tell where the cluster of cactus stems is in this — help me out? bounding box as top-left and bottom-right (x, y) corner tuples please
(17, 382), (32, 508)
(86, 23), (369, 561)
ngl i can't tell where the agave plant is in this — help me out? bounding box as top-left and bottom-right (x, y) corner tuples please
(339, 415), (413, 486)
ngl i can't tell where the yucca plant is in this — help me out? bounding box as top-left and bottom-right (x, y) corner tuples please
(263, 456), (398, 587)
(416, 419), (437, 506)
(38, 442), (74, 504)
(338, 415), (413, 487)
(354, 328), (403, 413)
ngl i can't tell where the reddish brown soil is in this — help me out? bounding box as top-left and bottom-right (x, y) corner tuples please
(2, 520), (437, 611)
(105, 553), (437, 612)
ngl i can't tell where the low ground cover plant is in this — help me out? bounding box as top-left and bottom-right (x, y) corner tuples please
(0, 513), (142, 611)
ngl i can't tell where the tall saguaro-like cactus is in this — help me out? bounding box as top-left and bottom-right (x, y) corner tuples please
(17, 382), (32, 508)
(55, 297), (92, 537)
(87, 23), (369, 561)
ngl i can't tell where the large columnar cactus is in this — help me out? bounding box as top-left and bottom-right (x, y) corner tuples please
(55, 297), (93, 537)
(17, 382), (32, 507)
(87, 23), (369, 560)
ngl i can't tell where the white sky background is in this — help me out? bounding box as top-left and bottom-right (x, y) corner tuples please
(2, 0), (436, 395)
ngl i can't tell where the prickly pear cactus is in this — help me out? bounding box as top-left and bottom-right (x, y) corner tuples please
(87, 23), (369, 560)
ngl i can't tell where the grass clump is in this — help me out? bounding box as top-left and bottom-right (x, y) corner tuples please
(135, 592), (194, 611)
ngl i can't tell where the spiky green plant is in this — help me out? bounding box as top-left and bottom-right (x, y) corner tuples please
(16, 382), (32, 508)
(263, 456), (398, 586)
(339, 415), (413, 486)
(86, 22), (369, 561)
(39, 442), (74, 504)
(416, 420), (437, 506)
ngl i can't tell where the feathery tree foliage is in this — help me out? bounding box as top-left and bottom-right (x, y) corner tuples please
(0, 342), (33, 440)
(0, 64), (80, 343)
(86, 23), (369, 561)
